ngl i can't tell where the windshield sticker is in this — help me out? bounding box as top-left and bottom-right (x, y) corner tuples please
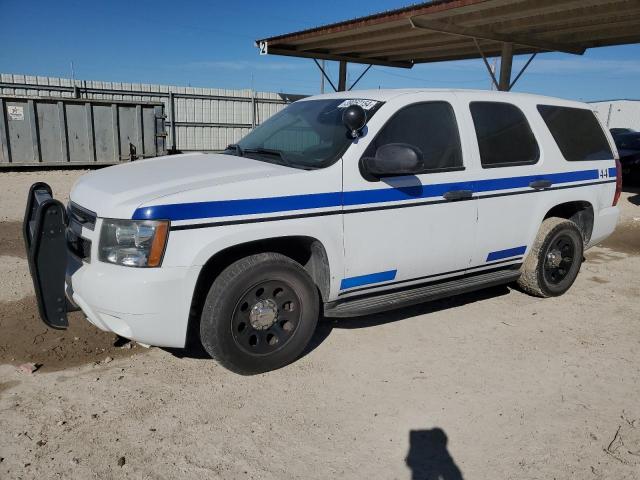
(337, 99), (379, 110)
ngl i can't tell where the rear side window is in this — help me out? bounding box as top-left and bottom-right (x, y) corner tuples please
(470, 102), (539, 168)
(537, 105), (613, 161)
(364, 101), (463, 172)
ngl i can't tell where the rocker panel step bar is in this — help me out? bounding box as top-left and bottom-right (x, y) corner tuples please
(324, 267), (521, 318)
(23, 182), (70, 329)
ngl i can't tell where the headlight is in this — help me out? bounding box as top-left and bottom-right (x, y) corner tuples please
(99, 219), (169, 267)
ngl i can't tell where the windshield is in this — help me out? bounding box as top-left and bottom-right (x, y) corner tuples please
(227, 99), (382, 169)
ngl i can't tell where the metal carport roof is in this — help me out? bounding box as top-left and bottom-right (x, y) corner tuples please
(256, 0), (640, 90)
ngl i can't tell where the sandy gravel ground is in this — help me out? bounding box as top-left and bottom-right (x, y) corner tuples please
(0, 169), (639, 480)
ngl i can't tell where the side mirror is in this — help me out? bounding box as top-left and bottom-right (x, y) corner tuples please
(342, 105), (367, 138)
(362, 143), (424, 177)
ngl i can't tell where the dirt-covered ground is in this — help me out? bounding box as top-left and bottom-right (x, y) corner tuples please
(0, 169), (639, 480)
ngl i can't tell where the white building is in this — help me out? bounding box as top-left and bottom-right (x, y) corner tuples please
(590, 100), (640, 131)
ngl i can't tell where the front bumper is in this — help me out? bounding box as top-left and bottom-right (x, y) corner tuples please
(68, 260), (196, 348)
(23, 182), (197, 348)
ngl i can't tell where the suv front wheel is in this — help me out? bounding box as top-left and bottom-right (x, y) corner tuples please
(517, 217), (584, 298)
(200, 252), (319, 374)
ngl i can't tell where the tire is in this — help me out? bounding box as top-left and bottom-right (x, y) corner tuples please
(200, 252), (319, 375)
(517, 217), (584, 298)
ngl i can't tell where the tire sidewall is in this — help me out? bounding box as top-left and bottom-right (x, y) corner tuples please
(201, 255), (319, 374)
(536, 222), (583, 297)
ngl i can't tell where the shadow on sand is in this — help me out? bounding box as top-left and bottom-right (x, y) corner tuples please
(406, 428), (464, 480)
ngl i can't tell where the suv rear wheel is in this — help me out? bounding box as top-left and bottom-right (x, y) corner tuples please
(200, 252), (319, 374)
(517, 217), (584, 298)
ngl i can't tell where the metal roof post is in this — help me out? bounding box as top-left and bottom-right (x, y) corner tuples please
(499, 42), (513, 91)
(338, 61), (348, 91)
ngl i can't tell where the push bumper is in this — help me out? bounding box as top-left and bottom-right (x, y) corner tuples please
(23, 182), (79, 329)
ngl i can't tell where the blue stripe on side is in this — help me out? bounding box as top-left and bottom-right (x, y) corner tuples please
(133, 169), (602, 221)
(133, 192), (342, 221)
(608, 167), (617, 178)
(486, 246), (527, 262)
(340, 270), (397, 290)
(474, 169), (598, 193)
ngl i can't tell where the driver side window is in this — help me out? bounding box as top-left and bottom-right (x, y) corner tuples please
(363, 101), (463, 172)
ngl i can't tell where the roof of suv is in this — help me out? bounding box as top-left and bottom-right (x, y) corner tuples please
(302, 88), (588, 109)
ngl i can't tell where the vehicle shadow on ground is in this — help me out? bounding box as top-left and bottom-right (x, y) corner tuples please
(626, 192), (640, 206)
(623, 184), (640, 206)
(306, 285), (511, 355)
(406, 428), (464, 480)
(168, 285), (511, 362)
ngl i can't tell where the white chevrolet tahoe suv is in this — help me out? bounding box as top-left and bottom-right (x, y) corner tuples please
(24, 89), (621, 374)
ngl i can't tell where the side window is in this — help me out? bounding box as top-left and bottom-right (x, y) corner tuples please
(537, 105), (613, 161)
(363, 102), (463, 172)
(470, 102), (539, 168)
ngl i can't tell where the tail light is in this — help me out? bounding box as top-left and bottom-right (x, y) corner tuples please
(613, 157), (622, 206)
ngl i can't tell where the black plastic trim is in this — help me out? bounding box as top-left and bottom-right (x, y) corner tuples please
(324, 265), (521, 318)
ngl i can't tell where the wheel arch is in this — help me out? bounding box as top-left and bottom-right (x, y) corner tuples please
(543, 200), (594, 245)
(185, 236), (330, 349)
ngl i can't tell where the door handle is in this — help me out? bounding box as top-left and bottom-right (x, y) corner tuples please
(443, 189), (473, 201)
(529, 180), (553, 190)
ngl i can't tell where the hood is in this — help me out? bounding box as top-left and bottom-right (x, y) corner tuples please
(70, 152), (299, 218)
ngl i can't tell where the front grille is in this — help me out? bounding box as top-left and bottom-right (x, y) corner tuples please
(67, 202), (95, 262)
(66, 229), (92, 262)
(68, 202), (96, 231)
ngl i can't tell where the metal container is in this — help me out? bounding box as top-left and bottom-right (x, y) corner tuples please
(1, 74), (302, 158)
(0, 95), (166, 166)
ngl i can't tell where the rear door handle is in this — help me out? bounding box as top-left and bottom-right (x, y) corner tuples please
(443, 189), (473, 201)
(529, 180), (553, 190)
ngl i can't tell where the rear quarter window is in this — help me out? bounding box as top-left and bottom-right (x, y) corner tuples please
(537, 105), (613, 161)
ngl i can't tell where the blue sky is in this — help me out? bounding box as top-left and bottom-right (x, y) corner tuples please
(1, 0), (639, 102)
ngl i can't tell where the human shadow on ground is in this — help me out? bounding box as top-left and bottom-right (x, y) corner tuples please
(406, 428), (464, 480)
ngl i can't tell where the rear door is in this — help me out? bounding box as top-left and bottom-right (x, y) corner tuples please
(460, 98), (544, 269)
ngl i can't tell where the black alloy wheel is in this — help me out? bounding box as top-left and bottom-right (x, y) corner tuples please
(200, 252), (319, 374)
(231, 280), (301, 355)
(542, 234), (576, 285)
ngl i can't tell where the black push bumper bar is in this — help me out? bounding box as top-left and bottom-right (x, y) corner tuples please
(23, 182), (74, 329)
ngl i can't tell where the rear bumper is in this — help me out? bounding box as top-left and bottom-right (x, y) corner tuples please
(588, 205), (620, 248)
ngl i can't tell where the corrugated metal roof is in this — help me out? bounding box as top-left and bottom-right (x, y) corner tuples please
(256, 0), (640, 68)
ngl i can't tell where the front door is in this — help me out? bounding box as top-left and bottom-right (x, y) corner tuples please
(341, 95), (478, 296)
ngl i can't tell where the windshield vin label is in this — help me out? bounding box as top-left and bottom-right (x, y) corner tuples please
(337, 99), (379, 110)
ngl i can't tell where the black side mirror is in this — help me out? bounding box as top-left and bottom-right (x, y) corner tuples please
(362, 143), (424, 177)
(342, 105), (367, 138)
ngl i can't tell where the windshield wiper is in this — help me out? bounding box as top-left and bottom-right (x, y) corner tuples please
(243, 147), (293, 167)
(224, 144), (243, 157)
